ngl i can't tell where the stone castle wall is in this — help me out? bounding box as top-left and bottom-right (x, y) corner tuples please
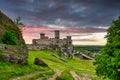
(27, 30), (73, 51)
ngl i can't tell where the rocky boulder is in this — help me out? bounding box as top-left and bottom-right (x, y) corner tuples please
(34, 58), (48, 67)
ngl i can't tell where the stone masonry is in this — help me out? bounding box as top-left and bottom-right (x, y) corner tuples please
(27, 30), (74, 56)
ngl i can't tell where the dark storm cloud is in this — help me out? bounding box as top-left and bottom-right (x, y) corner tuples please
(0, 0), (120, 28)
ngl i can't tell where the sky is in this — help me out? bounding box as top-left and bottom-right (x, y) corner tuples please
(0, 0), (120, 45)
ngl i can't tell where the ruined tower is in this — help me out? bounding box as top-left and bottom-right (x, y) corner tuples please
(54, 30), (60, 39)
(32, 39), (37, 45)
(67, 36), (72, 45)
(40, 33), (45, 39)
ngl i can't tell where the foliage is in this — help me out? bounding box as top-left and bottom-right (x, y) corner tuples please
(14, 16), (23, 26)
(0, 11), (25, 46)
(14, 16), (24, 32)
(74, 45), (103, 58)
(74, 45), (103, 52)
(1, 30), (18, 45)
(94, 16), (120, 80)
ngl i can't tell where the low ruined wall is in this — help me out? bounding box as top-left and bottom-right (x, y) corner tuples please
(27, 44), (51, 50)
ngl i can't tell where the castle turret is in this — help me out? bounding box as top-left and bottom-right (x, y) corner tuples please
(54, 30), (60, 39)
(40, 33), (45, 39)
(67, 36), (72, 45)
(32, 39), (37, 45)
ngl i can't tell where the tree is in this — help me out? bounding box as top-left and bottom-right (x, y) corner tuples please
(14, 16), (24, 31)
(14, 16), (23, 25)
(94, 16), (120, 80)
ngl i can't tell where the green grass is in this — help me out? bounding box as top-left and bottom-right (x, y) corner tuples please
(0, 61), (49, 79)
(22, 70), (55, 80)
(29, 50), (95, 74)
(0, 50), (100, 79)
(28, 50), (99, 79)
(56, 70), (74, 80)
(0, 50), (51, 79)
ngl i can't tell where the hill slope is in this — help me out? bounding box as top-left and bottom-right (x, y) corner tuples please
(0, 11), (28, 64)
(28, 50), (101, 80)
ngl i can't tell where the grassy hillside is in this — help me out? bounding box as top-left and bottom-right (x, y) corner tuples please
(0, 50), (102, 80)
(29, 50), (95, 74)
(29, 50), (103, 80)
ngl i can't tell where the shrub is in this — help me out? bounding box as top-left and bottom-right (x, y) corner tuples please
(94, 16), (120, 80)
(2, 30), (18, 45)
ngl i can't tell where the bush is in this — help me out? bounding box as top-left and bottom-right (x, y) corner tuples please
(94, 16), (120, 80)
(2, 30), (18, 45)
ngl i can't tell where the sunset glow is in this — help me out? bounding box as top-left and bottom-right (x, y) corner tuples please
(21, 26), (107, 45)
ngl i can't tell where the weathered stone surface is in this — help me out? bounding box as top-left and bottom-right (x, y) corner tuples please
(2, 54), (10, 62)
(27, 30), (74, 57)
(10, 55), (19, 63)
(34, 58), (48, 66)
(0, 44), (5, 50)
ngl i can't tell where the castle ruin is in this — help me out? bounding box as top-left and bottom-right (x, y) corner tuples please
(27, 30), (73, 55)
(27, 30), (93, 59)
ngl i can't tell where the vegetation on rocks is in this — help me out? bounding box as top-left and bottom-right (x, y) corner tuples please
(0, 11), (28, 64)
(1, 30), (18, 45)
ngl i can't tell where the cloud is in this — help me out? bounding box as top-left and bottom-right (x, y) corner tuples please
(1, 0), (115, 45)
(0, 0), (120, 29)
